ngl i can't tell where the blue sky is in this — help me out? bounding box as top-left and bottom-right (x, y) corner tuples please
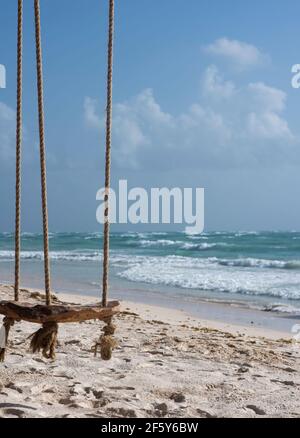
(1, 0), (300, 232)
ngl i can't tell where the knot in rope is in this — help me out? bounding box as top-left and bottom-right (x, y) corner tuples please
(92, 318), (117, 361)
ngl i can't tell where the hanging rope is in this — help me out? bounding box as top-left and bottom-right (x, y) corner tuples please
(102, 0), (115, 308)
(34, 0), (51, 306)
(1, 0), (23, 362)
(14, 0), (23, 302)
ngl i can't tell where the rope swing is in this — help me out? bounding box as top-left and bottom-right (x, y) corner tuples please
(0, 0), (119, 362)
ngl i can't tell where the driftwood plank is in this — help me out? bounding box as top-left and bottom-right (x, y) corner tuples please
(0, 301), (120, 324)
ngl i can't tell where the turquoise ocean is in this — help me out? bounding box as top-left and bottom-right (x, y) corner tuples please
(1, 231), (300, 315)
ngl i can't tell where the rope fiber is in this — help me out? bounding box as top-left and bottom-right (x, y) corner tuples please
(14, 0), (23, 302)
(102, 0), (115, 308)
(34, 0), (51, 306)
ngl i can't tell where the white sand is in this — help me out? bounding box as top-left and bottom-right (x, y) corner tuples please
(0, 284), (300, 418)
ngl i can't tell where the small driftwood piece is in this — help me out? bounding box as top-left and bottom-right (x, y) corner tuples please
(0, 301), (120, 324)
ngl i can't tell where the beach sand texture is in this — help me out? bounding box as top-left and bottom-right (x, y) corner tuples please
(0, 284), (300, 418)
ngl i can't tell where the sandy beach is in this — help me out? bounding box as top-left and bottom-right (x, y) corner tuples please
(0, 283), (300, 418)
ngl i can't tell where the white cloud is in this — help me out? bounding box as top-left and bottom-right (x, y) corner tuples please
(203, 65), (236, 99)
(247, 112), (292, 140)
(0, 102), (15, 163)
(84, 97), (104, 131)
(84, 67), (296, 171)
(247, 82), (286, 113)
(204, 38), (269, 70)
(246, 82), (293, 141)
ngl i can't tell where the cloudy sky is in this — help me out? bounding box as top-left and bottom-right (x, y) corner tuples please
(1, 0), (300, 232)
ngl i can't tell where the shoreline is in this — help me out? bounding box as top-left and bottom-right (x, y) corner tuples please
(0, 280), (297, 340)
(59, 290), (295, 340)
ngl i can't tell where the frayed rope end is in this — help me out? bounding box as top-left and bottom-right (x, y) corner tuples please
(0, 318), (15, 363)
(29, 322), (58, 360)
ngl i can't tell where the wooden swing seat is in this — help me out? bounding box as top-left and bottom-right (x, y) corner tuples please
(0, 300), (120, 324)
